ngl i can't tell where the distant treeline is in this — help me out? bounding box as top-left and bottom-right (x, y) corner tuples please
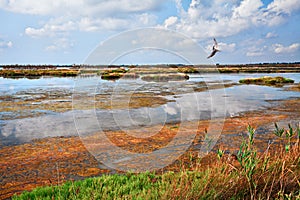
(216, 62), (300, 68)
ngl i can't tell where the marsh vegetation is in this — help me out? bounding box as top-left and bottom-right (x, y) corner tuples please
(13, 124), (300, 200)
(0, 69), (79, 78)
(1, 64), (300, 199)
(239, 76), (294, 86)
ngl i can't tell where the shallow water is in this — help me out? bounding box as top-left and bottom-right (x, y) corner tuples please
(0, 73), (300, 147)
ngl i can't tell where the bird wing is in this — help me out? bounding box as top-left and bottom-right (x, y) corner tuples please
(207, 49), (217, 58)
(213, 38), (218, 48)
(207, 38), (220, 58)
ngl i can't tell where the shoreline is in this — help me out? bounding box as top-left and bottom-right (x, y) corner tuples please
(1, 97), (299, 199)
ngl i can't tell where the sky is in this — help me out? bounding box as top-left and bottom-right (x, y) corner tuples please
(0, 0), (299, 65)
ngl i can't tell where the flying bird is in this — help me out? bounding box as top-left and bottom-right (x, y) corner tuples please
(207, 38), (220, 59)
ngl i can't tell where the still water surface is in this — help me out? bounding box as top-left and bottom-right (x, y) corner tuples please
(0, 73), (299, 147)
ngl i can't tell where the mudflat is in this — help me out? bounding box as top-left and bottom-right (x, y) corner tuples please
(1, 97), (299, 199)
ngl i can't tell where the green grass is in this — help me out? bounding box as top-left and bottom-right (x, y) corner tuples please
(13, 124), (300, 200)
(177, 67), (199, 73)
(239, 76), (294, 86)
(13, 170), (231, 200)
(98, 68), (128, 80)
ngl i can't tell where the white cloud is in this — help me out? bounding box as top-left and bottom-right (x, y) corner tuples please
(45, 38), (73, 52)
(163, 16), (178, 28)
(266, 0), (300, 15)
(246, 51), (263, 57)
(162, 0), (300, 40)
(265, 32), (277, 39)
(0, 0), (163, 16)
(256, 0), (300, 26)
(2, 0), (299, 41)
(25, 18), (76, 37)
(244, 39), (267, 57)
(138, 13), (158, 26)
(0, 0), (163, 38)
(1, 0), (300, 58)
(78, 17), (134, 32)
(246, 48), (266, 56)
(272, 43), (300, 54)
(218, 42), (236, 52)
(246, 44), (267, 57)
(163, 0), (258, 39)
(0, 40), (13, 49)
(232, 0), (263, 18)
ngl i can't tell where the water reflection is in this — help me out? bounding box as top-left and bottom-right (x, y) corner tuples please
(0, 73), (300, 147)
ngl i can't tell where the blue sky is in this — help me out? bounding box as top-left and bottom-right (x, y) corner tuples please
(0, 0), (299, 65)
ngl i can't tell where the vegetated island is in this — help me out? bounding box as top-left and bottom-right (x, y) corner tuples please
(239, 76), (295, 86)
(0, 67), (79, 78)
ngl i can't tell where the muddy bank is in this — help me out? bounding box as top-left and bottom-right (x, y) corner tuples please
(0, 80), (233, 120)
(287, 83), (300, 92)
(0, 92), (171, 121)
(0, 97), (299, 199)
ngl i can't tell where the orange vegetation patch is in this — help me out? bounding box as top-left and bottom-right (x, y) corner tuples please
(0, 137), (109, 199)
(83, 113), (287, 155)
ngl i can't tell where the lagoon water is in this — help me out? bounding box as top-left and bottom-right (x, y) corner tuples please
(0, 73), (300, 147)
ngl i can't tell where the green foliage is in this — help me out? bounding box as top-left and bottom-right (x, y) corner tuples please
(177, 67), (198, 73)
(274, 122), (285, 137)
(239, 76), (295, 86)
(99, 68), (128, 80)
(101, 73), (123, 80)
(14, 171), (223, 200)
(217, 148), (224, 160)
(237, 126), (258, 190)
(273, 123), (298, 152)
(286, 124), (294, 139)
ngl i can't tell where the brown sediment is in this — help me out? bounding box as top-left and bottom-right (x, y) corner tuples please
(94, 93), (172, 110)
(0, 98), (299, 199)
(0, 92), (171, 120)
(141, 73), (189, 82)
(286, 83), (300, 92)
(129, 68), (179, 75)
